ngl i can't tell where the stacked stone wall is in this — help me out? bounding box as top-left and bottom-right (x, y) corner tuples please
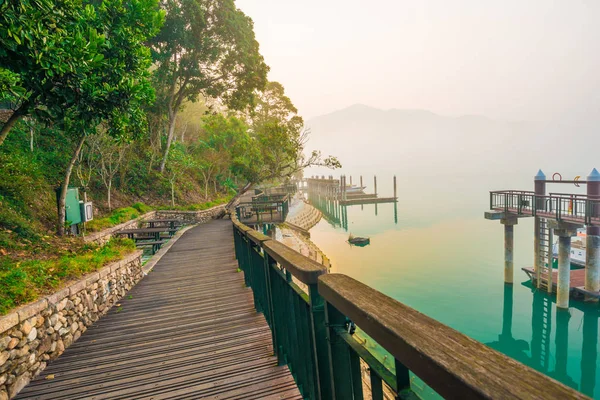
(0, 251), (143, 399)
(154, 205), (226, 225)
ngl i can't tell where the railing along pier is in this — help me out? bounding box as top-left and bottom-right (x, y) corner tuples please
(232, 215), (588, 400)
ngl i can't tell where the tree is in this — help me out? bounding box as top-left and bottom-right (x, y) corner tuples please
(0, 0), (103, 144)
(164, 143), (192, 206)
(53, 0), (163, 235)
(90, 132), (129, 211)
(149, 0), (269, 172)
(225, 82), (340, 205)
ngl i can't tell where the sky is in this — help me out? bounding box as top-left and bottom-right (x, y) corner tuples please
(236, 0), (600, 126)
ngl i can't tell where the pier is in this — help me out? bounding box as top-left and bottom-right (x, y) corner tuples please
(486, 169), (600, 308)
(305, 174), (398, 205)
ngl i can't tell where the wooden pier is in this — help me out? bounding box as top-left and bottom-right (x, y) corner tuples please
(305, 174), (397, 206)
(16, 220), (301, 399)
(522, 267), (600, 299)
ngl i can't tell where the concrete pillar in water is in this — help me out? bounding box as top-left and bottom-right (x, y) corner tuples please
(554, 226), (578, 309)
(534, 170), (546, 283)
(585, 168), (600, 299)
(502, 218), (518, 284)
(374, 175), (378, 196)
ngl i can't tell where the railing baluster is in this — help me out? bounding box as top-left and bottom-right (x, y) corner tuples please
(370, 369), (384, 400)
(350, 350), (364, 400)
(395, 358), (410, 394)
(325, 301), (355, 399)
(309, 284), (332, 399)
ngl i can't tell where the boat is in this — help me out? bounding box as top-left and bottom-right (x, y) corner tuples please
(552, 230), (586, 268)
(348, 234), (370, 246)
(345, 185), (366, 194)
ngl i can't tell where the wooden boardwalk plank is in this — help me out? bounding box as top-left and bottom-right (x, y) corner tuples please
(16, 219), (301, 400)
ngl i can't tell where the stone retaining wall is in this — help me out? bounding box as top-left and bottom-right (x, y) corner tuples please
(84, 211), (157, 245)
(84, 205), (226, 245)
(154, 205), (226, 225)
(0, 250), (143, 399)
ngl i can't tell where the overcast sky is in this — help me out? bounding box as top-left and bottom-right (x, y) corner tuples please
(236, 0), (600, 126)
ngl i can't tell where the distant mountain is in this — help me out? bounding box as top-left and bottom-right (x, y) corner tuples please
(305, 104), (596, 177)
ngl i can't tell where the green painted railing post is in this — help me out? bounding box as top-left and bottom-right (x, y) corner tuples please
(395, 358), (410, 395)
(309, 284), (332, 400)
(324, 301), (354, 399)
(244, 234), (253, 288)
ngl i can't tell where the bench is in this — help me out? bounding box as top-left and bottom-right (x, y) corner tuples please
(135, 240), (166, 255)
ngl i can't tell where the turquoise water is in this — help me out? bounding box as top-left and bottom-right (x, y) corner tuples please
(306, 174), (600, 398)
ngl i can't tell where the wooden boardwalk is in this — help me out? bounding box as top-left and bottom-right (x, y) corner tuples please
(16, 219), (301, 400)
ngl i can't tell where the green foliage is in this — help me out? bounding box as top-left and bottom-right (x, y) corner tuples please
(0, 237), (135, 315)
(86, 205), (152, 232)
(0, 0), (164, 140)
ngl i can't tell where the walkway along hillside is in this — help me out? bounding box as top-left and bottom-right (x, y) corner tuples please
(15, 220), (301, 399)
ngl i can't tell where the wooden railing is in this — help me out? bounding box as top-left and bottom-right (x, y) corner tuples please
(235, 194), (290, 224)
(231, 215), (589, 400)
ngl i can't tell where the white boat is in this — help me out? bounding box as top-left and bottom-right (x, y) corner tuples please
(345, 185), (366, 194)
(552, 230), (586, 267)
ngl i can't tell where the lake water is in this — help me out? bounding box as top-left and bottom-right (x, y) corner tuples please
(305, 172), (600, 398)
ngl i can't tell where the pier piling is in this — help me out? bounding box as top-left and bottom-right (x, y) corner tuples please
(534, 170), (546, 286)
(557, 235), (572, 309)
(374, 176), (378, 196)
(586, 168), (600, 300)
(502, 218), (518, 284)
(360, 176), (363, 188)
(393, 175), (397, 199)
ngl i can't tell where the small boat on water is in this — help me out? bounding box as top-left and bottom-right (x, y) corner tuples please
(552, 230), (586, 268)
(348, 234), (370, 247)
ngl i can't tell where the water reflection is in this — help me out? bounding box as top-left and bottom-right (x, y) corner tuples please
(308, 193), (398, 232)
(485, 285), (529, 363)
(488, 285), (599, 397)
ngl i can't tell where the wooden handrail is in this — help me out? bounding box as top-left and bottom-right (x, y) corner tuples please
(318, 273), (588, 400)
(262, 240), (327, 284)
(232, 215), (327, 284)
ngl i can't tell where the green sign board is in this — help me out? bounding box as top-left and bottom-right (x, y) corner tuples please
(65, 188), (82, 225)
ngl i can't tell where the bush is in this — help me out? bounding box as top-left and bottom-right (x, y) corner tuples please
(0, 237), (135, 315)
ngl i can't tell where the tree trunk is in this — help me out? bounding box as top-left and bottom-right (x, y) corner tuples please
(171, 182), (175, 207)
(159, 112), (177, 173)
(225, 182), (253, 211)
(57, 134), (86, 236)
(0, 108), (23, 146)
(29, 123), (34, 152)
(204, 179), (209, 200)
(107, 179), (112, 211)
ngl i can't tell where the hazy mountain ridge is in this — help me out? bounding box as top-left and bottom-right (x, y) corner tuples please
(306, 104), (596, 177)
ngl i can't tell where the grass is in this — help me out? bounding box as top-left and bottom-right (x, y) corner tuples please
(86, 203), (152, 232)
(0, 237), (135, 315)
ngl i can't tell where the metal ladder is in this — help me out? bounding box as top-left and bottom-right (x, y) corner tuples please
(537, 218), (554, 293)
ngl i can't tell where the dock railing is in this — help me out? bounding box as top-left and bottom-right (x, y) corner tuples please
(490, 190), (600, 225)
(235, 194), (290, 224)
(231, 214), (588, 400)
